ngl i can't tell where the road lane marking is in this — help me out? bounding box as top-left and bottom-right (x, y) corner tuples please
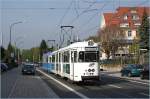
(8, 78), (19, 98)
(128, 80), (149, 85)
(139, 93), (150, 97)
(37, 69), (89, 99)
(102, 72), (149, 85)
(108, 84), (122, 89)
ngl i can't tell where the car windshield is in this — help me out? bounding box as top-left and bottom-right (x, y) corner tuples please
(24, 65), (34, 69)
(136, 65), (143, 69)
(128, 64), (142, 69)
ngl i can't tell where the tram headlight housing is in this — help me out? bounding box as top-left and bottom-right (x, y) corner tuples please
(92, 69), (95, 72)
(88, 69), (91, 72)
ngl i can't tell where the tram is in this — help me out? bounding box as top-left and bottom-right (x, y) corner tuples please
(42, 40), (100, 82)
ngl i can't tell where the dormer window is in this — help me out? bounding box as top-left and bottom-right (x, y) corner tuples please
(131, 10), (137, 13)
(132, 15), (139, 20)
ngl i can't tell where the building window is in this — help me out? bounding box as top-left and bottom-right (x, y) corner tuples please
(120, 23), (129, 27)
(128, 30), (132, 37)
(131, 10), (137, 13)
(134, 23), (141, 27)
(132, 15), (139, 20)
(123, 15), (128, 20)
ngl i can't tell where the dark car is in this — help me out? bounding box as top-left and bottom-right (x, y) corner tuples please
(121, 64), (142, 77)
(1, 63), (8, 72)
(140, 64), (149, 79)
(22, 64), (36, 75)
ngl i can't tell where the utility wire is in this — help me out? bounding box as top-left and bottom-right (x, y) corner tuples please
(58, 0), (74, 26)
(53, 0), (74, 46)
(74, 0), (79, 17)
(77, 3), (107, 35)
(2, 7), (90, 10)
(68, 1), (97, 25)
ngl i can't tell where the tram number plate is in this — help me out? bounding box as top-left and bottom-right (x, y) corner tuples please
(85, 47), (98, 51)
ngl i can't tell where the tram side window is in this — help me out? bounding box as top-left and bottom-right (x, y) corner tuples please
(71, 51), (77, 62)
(52, 55), (55, 63)
(59, 53), (61, 62)
(79, 51), (84, 62)
(62, 53), (64, 62)
(56, 53), (58, 62)
(63, 51), (69, 62)
(48, 57), (51, 63)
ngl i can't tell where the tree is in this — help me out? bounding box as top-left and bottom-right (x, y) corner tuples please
(40, 40), (48, 60)
(7, 43), (13, 53)
(97, 25), (125, 59)
(139, 8), (149, 50)
(0, 46), (6, 60)
(6, 43), (14, 58)
(31, 47), (40, 62)
(22, 49), (33, 62)
(86, 35), (99, 42)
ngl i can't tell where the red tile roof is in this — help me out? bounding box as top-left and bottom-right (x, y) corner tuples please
(103, 7), (150, 29)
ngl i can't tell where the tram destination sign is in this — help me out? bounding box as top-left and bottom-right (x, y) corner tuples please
(85, 47), (98, 51)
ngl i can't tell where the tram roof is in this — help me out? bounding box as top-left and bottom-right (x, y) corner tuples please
(45, 41), (98, 55)
(58, 41), (98, 51)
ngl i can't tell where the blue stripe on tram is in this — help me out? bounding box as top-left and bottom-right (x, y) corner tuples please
(42, 63), (54, 73)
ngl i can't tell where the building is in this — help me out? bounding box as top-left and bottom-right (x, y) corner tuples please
(100, 7), (150, 60)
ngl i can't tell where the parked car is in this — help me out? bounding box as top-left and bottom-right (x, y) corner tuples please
(1, 63), (8, 72)
(140, 64), (149, 79)
(121, 64), (142, 77)
(22, 64), (36, 75)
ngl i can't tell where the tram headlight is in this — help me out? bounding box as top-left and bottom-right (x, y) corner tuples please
(92, 69), (95, 72)
(88, 69), (91, 72)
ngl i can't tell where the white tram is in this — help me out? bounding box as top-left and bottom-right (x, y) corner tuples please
(43, 40), (100, 82)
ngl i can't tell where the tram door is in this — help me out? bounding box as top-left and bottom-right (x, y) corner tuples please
(71, 50), (77, 81)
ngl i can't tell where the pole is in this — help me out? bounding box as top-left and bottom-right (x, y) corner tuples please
(1, 32), (3, 46)
(9, 21), (23, 45)
(18, 50), (19, 66)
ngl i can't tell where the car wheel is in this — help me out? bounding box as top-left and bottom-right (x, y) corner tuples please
(121, 73), (124, 77)
(128, 72), (132, 77)
(140, 74), (144, 79)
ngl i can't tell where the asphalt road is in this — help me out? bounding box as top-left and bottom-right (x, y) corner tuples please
(1, 66), (149, 98)
(1, 66), (59, 98)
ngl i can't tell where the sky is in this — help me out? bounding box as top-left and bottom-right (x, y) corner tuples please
(1, 0), (149, 49)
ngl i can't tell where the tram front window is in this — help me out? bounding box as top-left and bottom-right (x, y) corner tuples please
(79, 51), (99, 62)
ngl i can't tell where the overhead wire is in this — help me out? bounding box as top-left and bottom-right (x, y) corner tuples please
(67, 1), (97, 25)
(74, 0), (79, 17)
(57, 0), (74, 26)
(77, 3), (107, 35)
(54, 0), (74, 46)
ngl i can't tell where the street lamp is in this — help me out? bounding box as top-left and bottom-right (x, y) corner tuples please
(9, 21), (23, 45)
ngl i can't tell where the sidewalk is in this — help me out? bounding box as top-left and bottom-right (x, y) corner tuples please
(101, 71), (149, 83)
